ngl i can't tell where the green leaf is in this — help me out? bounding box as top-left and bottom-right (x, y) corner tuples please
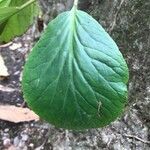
(0, 7), (19, 23)
(0, 0), (11, 7)
(0, 0), (38, 43)
(22, 7), (129, 130)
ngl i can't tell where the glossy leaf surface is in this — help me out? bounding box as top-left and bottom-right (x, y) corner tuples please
(22, 7), (129, 130)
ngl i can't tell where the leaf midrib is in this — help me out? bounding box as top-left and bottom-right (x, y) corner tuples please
(69, 6), (78, 57)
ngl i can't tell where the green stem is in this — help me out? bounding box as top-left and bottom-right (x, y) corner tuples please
(74, 0), (79, 7)
(19, 0), (36, 10)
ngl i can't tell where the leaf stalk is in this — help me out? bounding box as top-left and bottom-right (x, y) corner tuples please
(19, 0), (36, 10)
(74, 0), (79, 7)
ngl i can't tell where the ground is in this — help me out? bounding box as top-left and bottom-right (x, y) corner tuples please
(0, 0), (150, 150)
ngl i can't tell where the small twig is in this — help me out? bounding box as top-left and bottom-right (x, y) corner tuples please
(0, 42), (12, 48)
(35, 127), (51, 150)
(20, 101), (26, 108)
(109, 0), (125, 33)
(124, 134), (150, 144)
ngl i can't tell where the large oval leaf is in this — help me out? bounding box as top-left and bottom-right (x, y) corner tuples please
(22, 7), (129, 130)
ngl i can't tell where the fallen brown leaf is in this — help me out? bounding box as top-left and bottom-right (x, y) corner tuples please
(0, 55), (9, 80)
(6, 145), (16, 150)
(0, 105), (39, 123)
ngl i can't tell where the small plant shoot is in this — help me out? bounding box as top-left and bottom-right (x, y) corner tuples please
(22, 0), (129, 130)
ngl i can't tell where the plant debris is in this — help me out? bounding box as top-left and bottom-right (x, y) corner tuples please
(0, 55), (9, 80)
(0, 105), (39, 123)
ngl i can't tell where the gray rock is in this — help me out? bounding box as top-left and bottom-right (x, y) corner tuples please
(3, 138), (11, 148)
(13, 136), (20, 147)
(21, 134), (29, 142)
